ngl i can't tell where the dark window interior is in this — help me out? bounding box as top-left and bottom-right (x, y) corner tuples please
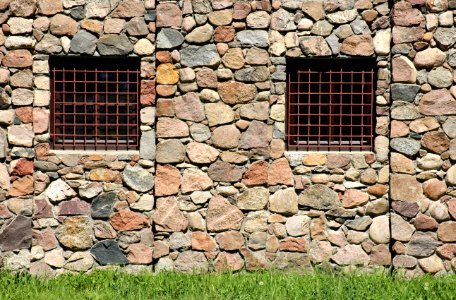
(50, 56), (140, 150)
(286, 58), (376, 151)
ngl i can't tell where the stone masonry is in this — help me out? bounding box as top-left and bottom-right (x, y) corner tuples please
(0, 0), (453, 277)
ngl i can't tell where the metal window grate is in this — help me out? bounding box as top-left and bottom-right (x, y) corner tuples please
(50, 57), (140, 150)
(286, 59), (376, 151)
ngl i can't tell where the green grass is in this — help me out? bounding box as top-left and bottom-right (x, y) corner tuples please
(0, 269), (455, 300)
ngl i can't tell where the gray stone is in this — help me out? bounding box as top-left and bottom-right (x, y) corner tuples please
(273, 252), (311, 271)
(327, 9), (357, 24)
(351, 19), (369, 35)
(298, 184), (340, 210)
(311, 20), (333, 36)
(406, 233), (441, 257)
(0, 216), (31, 252)
(35, 34), (62, 54)
(97, 34), (134, 55)
(391, 101), (421, 120)
(390, 138), (421, 156)
(434, 27), (456, 50)
(391, 84), (420, 102)
(123, 165), (154, 192)
(156, 28), (185, 49)
(271, 9), (297, 31)
(174, 251), (208, 273)
(91, 240), (128, 265)
(237, 30), (269, 47)
(126, 17), (148, 36)
(285, 215), (311, 236)
(325, 34), (340, 55)
(35, 161), (59, 172)
(428, 67), (453, 88)
(91, 192), (117, 219)
(181, 44), (221, 68)
(346, 216), (372, 231)
(234, 66), (269, 82)
(300, 36), (332, 56)
(140, 130), (155, 160)
(70, 30), (97, 54)
(443, 117), (456, 138)
(190, 123), (211, 142)
(64, 252), (94, 272)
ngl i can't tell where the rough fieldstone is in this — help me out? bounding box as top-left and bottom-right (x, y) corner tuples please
(175, 92), (205, 122)
(269, 188), (298, 215)
(420, 89), (456, 115)
(285, 215), (311, 237)
(174, 251), (208, 273)
(181, 44), (221, 68)
(70, 30), (98, 54)
(207, 196), (244, 232)
(91, 240), (128, 265)
(392, 56), (417, 83)
(97, 34), (133, 55)
(156, 28), (184, 49)
(271, 8), (297, 31)
(239, 121), (268, 149)
(331, 245), (369, 265)
(299, 184), (340, 210)
(234, 66), (269, 82)
(342, 189), (369, 208)
(237, 30), (269, 47)
(421, 131), (450, 154)
(414, 48), (446, 69)
(0, 216), (31, 251)
(154, 197), (189, 232)
(64, 252), (94, 272)
(218, 81), (257, 104)
(208, 161), (242, 182)
(45, 178), (77, 202)
(390, 174), (423, 202)
(123, 165), (154, 192)
(187, 142), (219, 164)
(156, 139), (186, 163)
(391, 84), (420, 102)
(110, 210), (149, 231)
(369, 215), (390, 244)
(56, 216), (93, 250)
(390, 138), (421, 156)
(340, 34), (374, 56)
(91, 192), (117, 219)
(327, 9), (357, 24)
(186, 23), (213, 43)
(181, 169), (213, 193)
(391, 102), (421, 120)
(434, 27), (456, 50)
(299, 36), (332, 56)
(237, 188), (269, 211)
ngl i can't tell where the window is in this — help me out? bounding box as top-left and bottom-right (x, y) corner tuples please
(286, 58), (376, 151)
(50, 57), (140, 150)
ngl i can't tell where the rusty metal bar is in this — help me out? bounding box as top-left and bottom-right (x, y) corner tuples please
(286, 59), (375, 151)
(50, 63), (140, 150)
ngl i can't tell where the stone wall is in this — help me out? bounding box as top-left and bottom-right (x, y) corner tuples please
(0, 0), (452, 276)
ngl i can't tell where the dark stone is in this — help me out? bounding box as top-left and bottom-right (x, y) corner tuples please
(91, 192), (117, 219)
(70, 6), (85, 20)
(406, 232), (441, 257)
(0, 216), (32, 252)
(90, 240), (128, 265)
(156, 28), (185, 49)
(391, 84), (420, 102)
(392, 201), (419, 218)
(97, 34), (134, 55)
(70, 30), (98, 54)
(145, 10), (156, 21)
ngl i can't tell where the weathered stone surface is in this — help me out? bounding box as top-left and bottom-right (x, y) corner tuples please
(237, 30), (269, 47)
(181, 169), (213, 193)
(45, 178), (77, 202)
(211, 125), (240, 149)
(111, 0), (145, 18)
(419, 255), (444, 273)
(64, 252), (94, 272)
(218, 81), (256, 104)
(156, 2), (182, 27)
(391, 84), (420, 102)
(437, 222), (456, 242)
(58, 199), (90, 216)
(91, 192), (117, 219)
(285, 215), (311, 237)
(192, 232), (217, 252)
(97, 34), (133, 55)
(0, 216), (31, 251)
(156, 63), (179, 85)
(299, 36), (331, 56)
(123, 165), (154, 192)
(237, 188), (269, 211)
(428, 67), (453, 88)
(10, 0), (37, 17)
(56, 216), (93, 250)
(390, 174), (423, 202)
(273, 252), (310, 271)
(342, 189), (369, 208)
(70, 30), (98, 54)
(240, 121), (269, 149)
(414, 48), (446, 69)
(186, 23), (213, 44)
(91, 240), (128, 265)
(181, 44), (220, 68)
(393, 1), (424, 26)
(216, 231), (245, 250)
(414, 214), (439, 231)
(390, 138), (421, 156)
(174, 92), (205, 122)
(110, 210), (149, 231)
(331, 245), (369, 265)
(421, 131), (449, 154)
(419, 89), (456, 115)
(174, 251), (208, 273)
(406, 233), (441, 257)
(214, 252), (244, 272)
(271, 8), (296, 31)
(156, 139), (186, 164)
(187, 142), (219, 164)
(391, 214), (415, 242)
(392, 56), (417, 83)
(340, 34), (374, 56)
(299, 184), (340, 210)
(154, 197), (189, 232)
(269, 188), (298, 215)
(154, 165), (181, 197)
(207, 196), (244, 232)
(434, 27), (456, 50)
(156, 28), (184, 49)
(208, 161), (242, 182)
(369, 215), (390, 244)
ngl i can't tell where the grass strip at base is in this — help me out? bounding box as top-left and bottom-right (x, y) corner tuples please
(0, 270), (455, 300)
